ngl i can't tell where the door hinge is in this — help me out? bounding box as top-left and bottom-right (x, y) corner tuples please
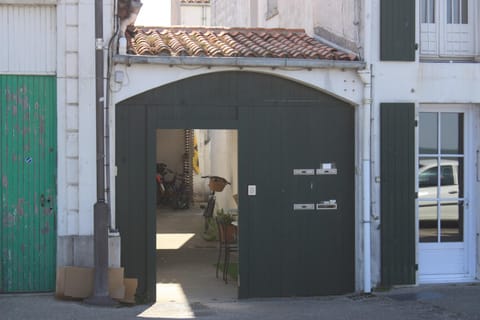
(414, 120), (418, 127)
(415, 191), (418, 199)
(415, 264), (418, 271)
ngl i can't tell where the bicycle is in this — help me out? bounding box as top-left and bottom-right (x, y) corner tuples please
(156, 163), (189, 209)
(201, 176), (230, 232)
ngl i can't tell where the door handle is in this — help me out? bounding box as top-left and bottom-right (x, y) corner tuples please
(40, 194), (45, 207)
(448, 191), (458, 194)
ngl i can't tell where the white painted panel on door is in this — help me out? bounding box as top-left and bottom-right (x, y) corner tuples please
(0, 5), (56, 73)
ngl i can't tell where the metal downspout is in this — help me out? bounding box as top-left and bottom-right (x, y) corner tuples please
(106, 1), (121, 231)
(358, 69), (372, 294)
(358, 0), (373, 294)
(85, 0), (116, 306)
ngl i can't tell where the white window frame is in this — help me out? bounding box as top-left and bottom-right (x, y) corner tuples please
(419, 0), (478, 60)
(416, 104), (477, 283)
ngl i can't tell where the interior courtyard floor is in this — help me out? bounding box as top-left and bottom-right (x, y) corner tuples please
(155, 206), (238, 304)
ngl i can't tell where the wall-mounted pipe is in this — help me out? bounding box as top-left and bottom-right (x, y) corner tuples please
(358, 68), (372, 294)
(85, 0), (116, 306)
(358, 0), (373, 294)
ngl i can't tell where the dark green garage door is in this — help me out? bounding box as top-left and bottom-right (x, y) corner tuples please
(116, 71), (354, 300)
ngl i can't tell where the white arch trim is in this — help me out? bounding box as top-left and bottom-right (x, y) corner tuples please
(111, 64), (364, 106)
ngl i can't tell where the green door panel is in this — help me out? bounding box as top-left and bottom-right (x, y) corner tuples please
(380, 103), (416, 286)
(0, 75), (57, 292)
(380, 0), (416, 61)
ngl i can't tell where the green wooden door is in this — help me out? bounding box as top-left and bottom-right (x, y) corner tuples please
(0, 75), (57, 292)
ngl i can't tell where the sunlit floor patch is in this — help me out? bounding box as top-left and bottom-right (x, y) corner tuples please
(156, 233), (195, 250)
(137, 283), (195, 319)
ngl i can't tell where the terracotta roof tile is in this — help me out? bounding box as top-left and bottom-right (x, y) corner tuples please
(126, 27), (358, 61)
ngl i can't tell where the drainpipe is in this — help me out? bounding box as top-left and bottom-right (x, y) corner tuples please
(85, 0), (116, 306)
(358, 0), (373, 294)
(358, 68), (372, 294)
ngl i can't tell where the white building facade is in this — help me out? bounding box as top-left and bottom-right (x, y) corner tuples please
(1, 0), (479, 296)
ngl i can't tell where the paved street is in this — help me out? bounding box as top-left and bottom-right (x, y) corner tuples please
(1, 283), (480, 320)
(2, 210), (479, 320)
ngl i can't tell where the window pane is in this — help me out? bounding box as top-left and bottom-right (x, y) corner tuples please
(421, 0), (435, 23)
(440, 164), (454, 186)
(447, 0), (452, 23)
(440, 201), (463, 242)
(441, 113), (463, 154)
(419, 201), (438, 242)
(442, 157), (464, 198)
(421, 0), (428, 23)
(461, 0), (468, 24)
(420, 113), (438, 154)
(453, 0), (460, 23)
(419, 158), (439, 189)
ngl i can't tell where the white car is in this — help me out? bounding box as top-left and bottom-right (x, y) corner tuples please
(418, 159), (460, 221)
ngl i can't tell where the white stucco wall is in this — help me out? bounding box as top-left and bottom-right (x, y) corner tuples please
(311, 0), (358, 47)
(112, 64), (363, 106)
(56, 0), (117, 266)
(367, 0), (480, 287)
(58, 0), (114, 238)
(210, 0), (359, 52)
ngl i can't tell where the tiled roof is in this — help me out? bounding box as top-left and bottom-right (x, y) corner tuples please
(180, 0), (210, 4)
(125, 26), (358, 61)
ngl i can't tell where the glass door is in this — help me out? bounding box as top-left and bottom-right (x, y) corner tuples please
(418, 110), (473, 282)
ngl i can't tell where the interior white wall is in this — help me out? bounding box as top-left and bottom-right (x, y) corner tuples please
(208, 130), (238, 213)
(156, 129), (185, 174)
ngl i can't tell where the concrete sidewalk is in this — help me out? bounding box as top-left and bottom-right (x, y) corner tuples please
(1, 283), (479, 320)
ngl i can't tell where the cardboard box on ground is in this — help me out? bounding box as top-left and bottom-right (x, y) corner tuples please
(56, 266), (138, 304)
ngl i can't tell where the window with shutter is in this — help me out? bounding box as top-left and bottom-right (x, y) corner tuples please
(420, 0), (475, 58)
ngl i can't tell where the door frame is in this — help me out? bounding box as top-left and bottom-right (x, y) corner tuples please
(416, 103), (477, 283)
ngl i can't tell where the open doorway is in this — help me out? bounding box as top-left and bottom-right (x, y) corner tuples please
(155, 129), (239, 303)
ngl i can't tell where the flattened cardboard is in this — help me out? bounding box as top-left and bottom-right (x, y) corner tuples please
(108, 267), (125, 299)
(121, 278), (138, 304)
(57, 266), (126, 300)
(63, 266), (94, 298)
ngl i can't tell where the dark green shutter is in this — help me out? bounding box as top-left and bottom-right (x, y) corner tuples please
(380, 0), (416, 61)
(380, 103), (416, 286)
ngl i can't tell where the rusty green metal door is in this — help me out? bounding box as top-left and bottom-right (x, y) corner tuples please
(0, 75), (57, 292)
